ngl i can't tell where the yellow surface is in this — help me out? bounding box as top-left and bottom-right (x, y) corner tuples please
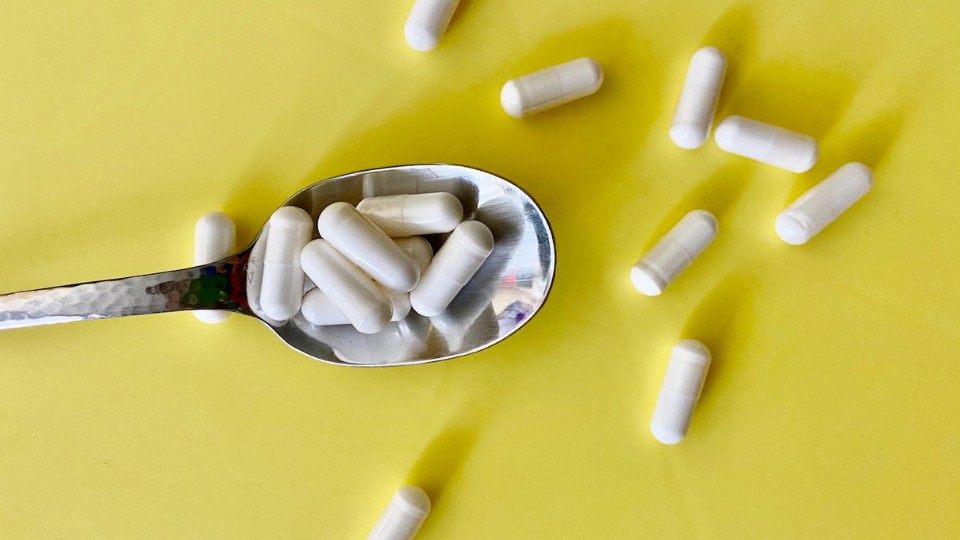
(1, 0), (958, 537)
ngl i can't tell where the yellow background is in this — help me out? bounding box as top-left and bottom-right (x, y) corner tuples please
(1, 0), (958, 537)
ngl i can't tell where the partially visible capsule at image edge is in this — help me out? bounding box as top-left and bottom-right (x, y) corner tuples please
(404, 0), (460, 52)
(367, 485), (431, 540)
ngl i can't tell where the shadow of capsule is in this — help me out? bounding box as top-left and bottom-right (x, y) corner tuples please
(704, 4), (760, 120)
(637, 162), (754, 255)
(680, 271), (756, 401)
(404, 407), (484, 504)
(787, 106), (911, 201)
(714, 3), (860, 143)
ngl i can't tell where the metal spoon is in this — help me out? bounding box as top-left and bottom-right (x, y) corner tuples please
(0, 165), (556, 366)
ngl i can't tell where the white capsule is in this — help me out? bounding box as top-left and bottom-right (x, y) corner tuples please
(631, 210), (718, 296)
(300, 288), (410, 328)
(500, 57), (604, 118)
(317, 202), (420, 293)
(246, 233), (284, 326)
(368, 486), (431, 540)
(192, 212), (236, 324)
(650, 340), (712, 445)
(404, 0), (460, 52)
(357, 193), (463, 237)
(410, 221), (494, 317)
(260, 206), (313, 321)
(670, 47), (727, 149)
(193, 212), (236, 268)
(776, 162), (873, 245)
(394, 236), (434, 274)
(299, 240), (393, 334)
(714, 116), (818, 173)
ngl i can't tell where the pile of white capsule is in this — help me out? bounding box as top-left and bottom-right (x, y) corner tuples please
(635, 46), (875, 446)
(194, 192), (494, 340)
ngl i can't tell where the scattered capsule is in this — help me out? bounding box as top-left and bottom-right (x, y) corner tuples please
(260, 207), (313, 321)
(714, 116), (818, 173)
(300, 288), (411, 328)
(650, 340), (712, 445)
(317, 202), (420, 293)
(404, 0), (460, 52)
(192, 212), (236, 324)
(394, 236), (434, 274)
(299, 240), (393, 334)
(411, 221), (494, 317)
(670, 47), (727, 149)
(367, 486), (431, 540)
(776, 162), (873, 245)
(357, 193), (463, 237)
(500, 57), (604, 118)
(630, 210), (718, 296)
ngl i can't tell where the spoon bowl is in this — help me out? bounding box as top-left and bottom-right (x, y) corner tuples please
(0, 165), (556, 366)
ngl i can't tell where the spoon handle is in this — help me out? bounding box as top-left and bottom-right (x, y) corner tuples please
(0, 255), (249, 330)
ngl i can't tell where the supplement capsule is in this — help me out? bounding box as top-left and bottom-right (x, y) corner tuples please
(670, 47), (727, 149)
(410, 221), (494, 317)
(404, 0), (460, 52)
(776, 162), (873, 245)
(193, 212), (236, 324)
(300, 288), (411, 327)
(260, 207), (313, 321)
(368, 486), (431, 540)
(630, 210), (717, 296)
(300, 240), (393, 334)
(394, 236), (434, 274)
(246, 234), (284, 326)
(714, 116), (818, 173)
(500, 57), (604, 118)
(357, 193), (463, 237)
(650, 340), (712, 445)
(318, 202), (420, 293)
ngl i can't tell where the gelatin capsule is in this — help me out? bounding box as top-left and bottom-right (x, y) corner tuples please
(500, 58), (604, 118)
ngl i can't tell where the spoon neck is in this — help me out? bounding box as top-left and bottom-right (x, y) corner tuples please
(0, 255), (250, 330)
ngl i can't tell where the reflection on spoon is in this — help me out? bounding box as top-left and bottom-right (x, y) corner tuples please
(299, 315), (431, 366)
(432, 303), (499, 355)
